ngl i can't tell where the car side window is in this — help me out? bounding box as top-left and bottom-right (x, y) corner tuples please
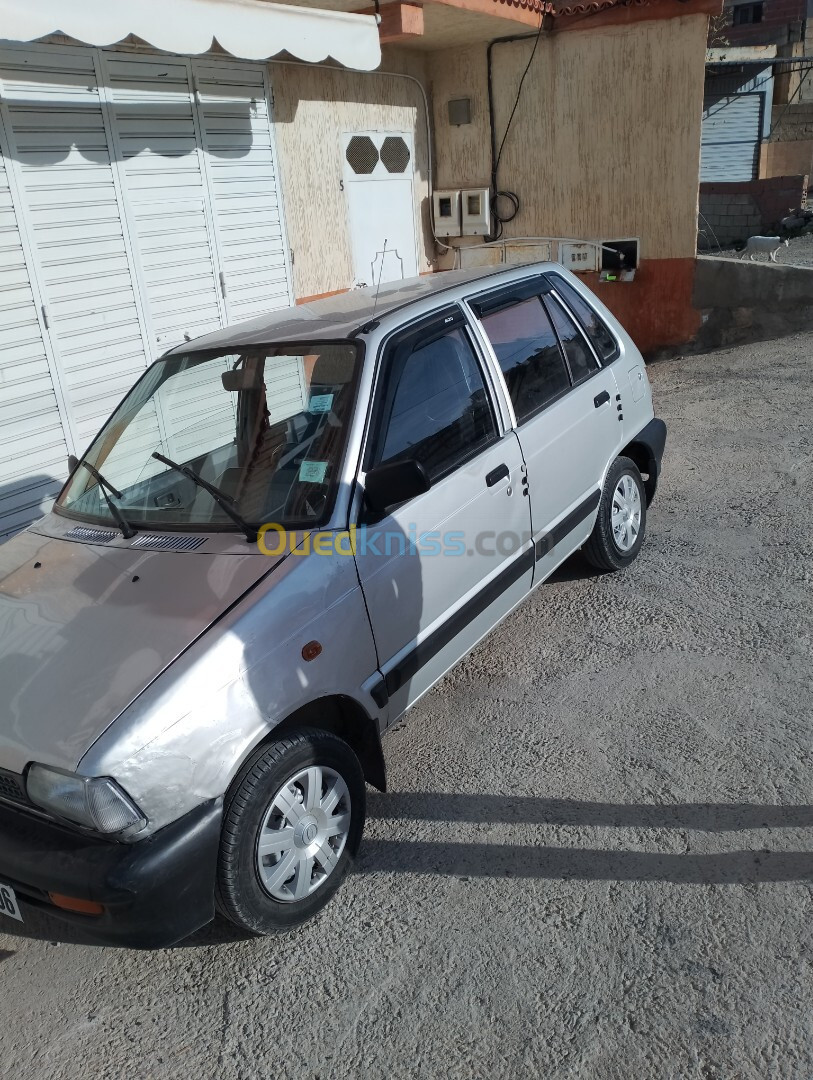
(543, 294), (600, 385)
(550, 276), (619, 363)
(480, 296), (570, 422)
(373, 321), (497, 482)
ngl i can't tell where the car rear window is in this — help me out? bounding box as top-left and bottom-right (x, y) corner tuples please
(549, 276), (619, 364)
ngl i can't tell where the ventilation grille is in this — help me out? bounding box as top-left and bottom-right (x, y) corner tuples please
(130, 534), (206, 552)
(345, 134), (378, 175)
(380, 136), (410, 174)
(0, 770), (26, 805)
(65, 526), (117, 544)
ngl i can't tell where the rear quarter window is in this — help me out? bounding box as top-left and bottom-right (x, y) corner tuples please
(550, 276), (619, 364)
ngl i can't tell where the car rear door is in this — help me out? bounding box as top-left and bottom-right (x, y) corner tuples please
(468, 275), (622, 581)
(353, 305), (533, 722)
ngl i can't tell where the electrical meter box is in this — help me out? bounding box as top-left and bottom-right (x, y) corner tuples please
(461, 187), (490, 236)
(558, 242), (600, 273)
(432, 189), (461, 237)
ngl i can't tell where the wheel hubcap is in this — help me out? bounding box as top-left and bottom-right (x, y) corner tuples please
(256, 765), (351, 903)
(611, 474), (642, 552)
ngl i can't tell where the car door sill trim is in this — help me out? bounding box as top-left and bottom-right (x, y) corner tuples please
(383, 547), (534, 696)
(534, 489), (601, 561)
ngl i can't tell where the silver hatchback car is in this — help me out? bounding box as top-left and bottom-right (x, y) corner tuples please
(0, 264), (665, 946)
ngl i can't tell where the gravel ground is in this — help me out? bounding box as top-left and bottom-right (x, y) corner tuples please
(2, 333), (813, 1080)
(706, 230), (813, 268)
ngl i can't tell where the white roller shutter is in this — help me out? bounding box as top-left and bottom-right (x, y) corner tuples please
(0, 45), (152, 451)
(194, 61), (291, 322)
(0, 126), (68, 540)
(0, 41), (293, 541)
(102, 53), (226, 350)
(701, 94), (762, 182)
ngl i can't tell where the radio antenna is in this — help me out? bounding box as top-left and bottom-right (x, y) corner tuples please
(371, 239), (388, 320)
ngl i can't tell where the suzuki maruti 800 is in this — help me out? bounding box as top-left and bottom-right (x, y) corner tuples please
(0, 265), (666, 946)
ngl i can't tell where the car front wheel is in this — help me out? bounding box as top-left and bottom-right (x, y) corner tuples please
(583, 456), (647, 572)
(215, 728), (366, 935)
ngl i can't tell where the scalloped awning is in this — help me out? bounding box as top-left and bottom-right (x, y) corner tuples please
(0, 0), (381, 70)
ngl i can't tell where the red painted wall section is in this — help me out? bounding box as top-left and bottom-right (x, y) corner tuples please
(580, 258), (701, 356)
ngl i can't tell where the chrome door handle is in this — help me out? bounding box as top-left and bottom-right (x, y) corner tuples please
(486, 463), (510, 487)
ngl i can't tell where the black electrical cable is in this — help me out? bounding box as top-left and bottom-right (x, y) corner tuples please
(486, 18), (545, 241)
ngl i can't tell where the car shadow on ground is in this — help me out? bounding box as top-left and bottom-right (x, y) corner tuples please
(546, 549), (606, 583)
(362, 792), (813, 885)
(4, 794), (812, 949)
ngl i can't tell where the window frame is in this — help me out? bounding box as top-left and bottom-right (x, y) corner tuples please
(542, 291), (603, 389)
(362, 304), (502, 487)
(471, 276), (602, 427)
(545, 272), (621, 366)
(732, 1), (763, 24)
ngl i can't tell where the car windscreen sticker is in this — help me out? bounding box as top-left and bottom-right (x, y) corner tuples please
(308, 393), (334, 415)
(299, 460), (328, 484)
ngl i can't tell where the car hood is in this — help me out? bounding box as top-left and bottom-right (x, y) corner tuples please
(0, 529), (277, 775)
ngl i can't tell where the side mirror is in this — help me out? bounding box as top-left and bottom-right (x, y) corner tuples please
(364, 459), (430, 514)
(67, 454), (79, 474)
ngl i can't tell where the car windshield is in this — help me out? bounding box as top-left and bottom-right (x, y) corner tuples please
(56, 343), (361, 532)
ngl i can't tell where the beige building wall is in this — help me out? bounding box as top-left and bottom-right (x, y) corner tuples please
(760, 138), (813, 180)
(427, 15), (709, 263)
(270, 47), (433, 301)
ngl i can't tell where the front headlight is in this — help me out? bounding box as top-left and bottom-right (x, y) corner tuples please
(26, 764), (146, 834)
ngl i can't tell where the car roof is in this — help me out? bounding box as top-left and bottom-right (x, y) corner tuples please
(167, 263), (560, 354)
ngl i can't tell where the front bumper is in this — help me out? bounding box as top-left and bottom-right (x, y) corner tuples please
(0, 798), (222, 948)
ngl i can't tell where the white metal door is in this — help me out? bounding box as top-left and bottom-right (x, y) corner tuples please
(343, 131), (417, 289)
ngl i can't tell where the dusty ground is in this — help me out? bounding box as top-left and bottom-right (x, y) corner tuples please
(2, 333), (813, 1080)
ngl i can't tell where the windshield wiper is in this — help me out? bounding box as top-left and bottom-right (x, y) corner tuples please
(80, 461), (137, 540)
(152, 452), (257, 543)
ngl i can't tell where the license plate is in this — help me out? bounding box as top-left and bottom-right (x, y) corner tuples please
(0, 882), (22, 922)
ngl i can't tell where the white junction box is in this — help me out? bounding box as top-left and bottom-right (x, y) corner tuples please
(461, 187), (490, 236)
(433, 189), (461, 237)
(558, 242), (600, 273)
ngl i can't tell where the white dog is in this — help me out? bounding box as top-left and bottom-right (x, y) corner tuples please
(740, 236), (790, 262)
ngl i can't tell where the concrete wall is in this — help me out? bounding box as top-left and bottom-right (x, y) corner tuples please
(699, 174), (809, 245)
(769, 101), (813, 143)
(761, 95), (813, 180)
(760, 137), (813, 179)
(424, 15), (710, 353)
(428, 15), (709, 262)
(270, 47), (432, 302)
(272, 15), (711, 353)
(692, 255), (813, 348)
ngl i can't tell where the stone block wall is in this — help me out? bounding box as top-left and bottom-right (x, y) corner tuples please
(698, 174), (809, 247)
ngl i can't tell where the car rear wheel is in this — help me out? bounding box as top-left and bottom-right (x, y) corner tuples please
(583, 456), (647, 572)
(215, 728), (365, 934)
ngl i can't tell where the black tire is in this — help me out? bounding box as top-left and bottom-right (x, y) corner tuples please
(215, 728), (366, 935)
(583, 456), (647, 572)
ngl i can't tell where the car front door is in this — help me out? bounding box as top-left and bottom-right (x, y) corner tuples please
(354, 305), (533, 722)
(468, 276), (622, 580)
